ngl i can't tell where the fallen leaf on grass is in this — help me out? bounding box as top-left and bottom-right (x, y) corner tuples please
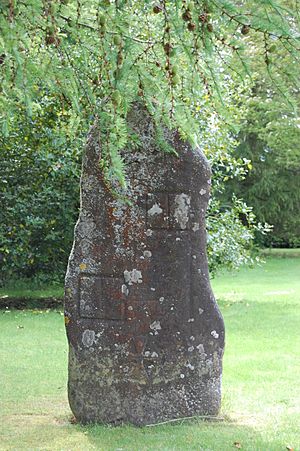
(286, 446), (294, 451)
(69, 415), (78, 424)
(17, 325), (24, 329)
(234, 442), (242, 449)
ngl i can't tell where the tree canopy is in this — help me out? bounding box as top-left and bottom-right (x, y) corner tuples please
(1, 0), (300, 188)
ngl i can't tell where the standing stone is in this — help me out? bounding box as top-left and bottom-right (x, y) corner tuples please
(64, 105), (225, 426)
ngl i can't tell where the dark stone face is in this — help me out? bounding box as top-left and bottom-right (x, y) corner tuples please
(64, 105), (225, 426)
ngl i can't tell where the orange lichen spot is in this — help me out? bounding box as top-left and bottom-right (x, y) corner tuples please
(64, 315), (70, 325)
(79, 263), (87, 270)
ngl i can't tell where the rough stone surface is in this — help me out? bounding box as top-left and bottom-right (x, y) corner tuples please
(64, 105), (225, 426)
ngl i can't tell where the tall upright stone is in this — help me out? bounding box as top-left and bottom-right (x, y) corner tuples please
(64, 105), (225, 425)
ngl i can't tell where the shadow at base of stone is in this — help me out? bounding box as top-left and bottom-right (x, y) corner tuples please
(69, 413), (227, 428)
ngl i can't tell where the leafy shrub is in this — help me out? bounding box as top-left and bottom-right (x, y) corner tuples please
(0, 97), (82, 284)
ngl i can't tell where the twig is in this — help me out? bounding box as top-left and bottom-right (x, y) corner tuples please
(58, 14), (155, 45)
(145, 415), (225, 427)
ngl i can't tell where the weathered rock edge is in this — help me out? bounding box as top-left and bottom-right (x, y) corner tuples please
(64, 105), (225, 426)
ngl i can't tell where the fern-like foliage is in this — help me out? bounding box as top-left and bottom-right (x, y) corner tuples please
(0, 0), (299, 189)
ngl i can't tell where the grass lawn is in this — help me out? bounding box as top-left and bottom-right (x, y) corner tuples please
(0, 257), (299, 451)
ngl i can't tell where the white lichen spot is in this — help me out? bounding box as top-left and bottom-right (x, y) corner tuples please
(198, 308), (204, 315)
(180, 373), (185, 379)
(124, 269), (142, 285)
(188, 318), (194, 323)
(196, 344), (206, 358)
(176, 237), (181, 241)
(190, 335), (195, 341)
(186, 363), (195, 370)
(211, 330), (219, 339)
(192, 223), (200, 232)
(148, 203), (163, 216)
(82, 329), (95, 347)
(151, 352), (158, 358)
(121, 284), (129, 296)
(150, 320), (161, 332)
(159, 297), (165, 303)
(144, 351), (151, 357)
(111, 200), (126, 220)
(200, 188), (207, 195)
(77, 218), (95, 238)
(188, 346), (194, 352)
(127, 305), (133, 311)
(192, 255), (197, 260)
(80, 239), (92, 256)
(174, 194), (191, 229)
(150, 287), (156, 292)
(143, 250), (152, 258)
(146, 229), (153, 237)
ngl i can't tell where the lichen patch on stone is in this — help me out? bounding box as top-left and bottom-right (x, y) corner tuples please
(211, 330), (219, 339)
(121, 284), (129, 296)
(192, 223), (200, 232)
(82, 329), (95, 347)
(124, 269), (143, 285)
(148, 203), (163, 216)
(149, 320), (161, 331)
(173, 194), (191, 229)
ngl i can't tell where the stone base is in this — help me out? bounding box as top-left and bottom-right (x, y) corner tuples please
(68, 345), (222, 426)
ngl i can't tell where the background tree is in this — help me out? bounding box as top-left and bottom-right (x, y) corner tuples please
(229, 89), (300, 248)
(0, 0), (299, 283)
(222, 1), (300, 248)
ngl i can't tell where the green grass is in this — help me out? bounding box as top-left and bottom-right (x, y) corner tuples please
(1, 257), (300, 450)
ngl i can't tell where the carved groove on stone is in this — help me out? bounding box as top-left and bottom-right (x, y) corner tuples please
(79, 274), (126, 320)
